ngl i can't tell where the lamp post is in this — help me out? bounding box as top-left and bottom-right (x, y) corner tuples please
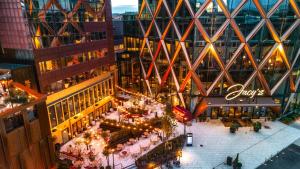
(110, 148), (115, 169)
(183, 117), (187, 135)
(177, 149), (182, 161)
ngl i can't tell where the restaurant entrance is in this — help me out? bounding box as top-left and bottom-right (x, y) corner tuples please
(209, 106), (269, 119)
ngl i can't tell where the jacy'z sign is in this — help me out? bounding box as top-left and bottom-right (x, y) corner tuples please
(225, 84), (264, 101)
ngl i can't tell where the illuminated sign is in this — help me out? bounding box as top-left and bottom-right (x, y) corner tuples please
(225, 84), (264, 101)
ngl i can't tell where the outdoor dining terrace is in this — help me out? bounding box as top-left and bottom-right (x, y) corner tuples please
(58, 89), (177, 169)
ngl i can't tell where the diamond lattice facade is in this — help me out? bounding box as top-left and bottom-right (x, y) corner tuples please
(0, 0), (117, 145)
(137, 0), (300, 118)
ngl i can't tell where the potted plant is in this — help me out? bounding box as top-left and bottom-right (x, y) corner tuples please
(253, 122), (262, 132)
(233, 153), (242, 169)
(230, 123), (238, 133)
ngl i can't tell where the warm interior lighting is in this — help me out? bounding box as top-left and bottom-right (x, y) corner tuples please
(33, 25), (42, 49)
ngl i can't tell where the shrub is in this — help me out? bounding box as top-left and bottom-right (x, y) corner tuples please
(230, 123), (239, 133)
(253, 122), (262, 132)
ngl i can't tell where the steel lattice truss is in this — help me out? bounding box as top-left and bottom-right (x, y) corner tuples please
(28, 0), (107, 48)
(137, 0), (300, 109)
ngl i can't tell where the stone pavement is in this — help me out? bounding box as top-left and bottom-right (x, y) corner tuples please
(256, 143), (300, 169)
(176, 119), (300, 169)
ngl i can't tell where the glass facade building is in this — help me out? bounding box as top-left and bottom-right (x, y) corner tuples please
(137, 0), (300, 118)
(0, 0), (117, 144)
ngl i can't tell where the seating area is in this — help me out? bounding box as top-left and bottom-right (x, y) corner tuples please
(59, 89), (168, 168)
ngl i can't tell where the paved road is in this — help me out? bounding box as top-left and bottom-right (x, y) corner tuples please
(256, 143), (300, 169)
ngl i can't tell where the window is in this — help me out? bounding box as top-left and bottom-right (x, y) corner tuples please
(68, 97), (75, 117)
(48, 105), (57, 128)
(85, 90), (90, 107)
(74, 94), (80, 114)
(55, 103), (64, 124)
(62, 100), (69, 120)
(79, 92), (85, 111)
(39, 59), (60, 73)
(89, 88), (94, 105)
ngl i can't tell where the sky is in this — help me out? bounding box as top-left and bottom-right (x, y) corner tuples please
(111, 0), (138, 14)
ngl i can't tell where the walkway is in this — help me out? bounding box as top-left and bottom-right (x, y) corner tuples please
(177, 119), (300, 169)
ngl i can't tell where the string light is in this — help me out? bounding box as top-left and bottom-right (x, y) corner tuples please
(115, 85), (159, 104)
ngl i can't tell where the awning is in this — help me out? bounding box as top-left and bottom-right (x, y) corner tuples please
(194, 97), (281, 118)
(172, 106), (193, 122)
(204, 97), (281, 107)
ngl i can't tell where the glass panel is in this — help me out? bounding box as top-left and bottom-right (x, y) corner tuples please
(89, 88), (94, 105)
(62, 100), (69, 121)
(55, 103), (64, 124)
(94, 85), (98, 102)
(85, 90), (90, 108)
(74, 94), (80, 114)
(79, 92), (85, 111)
(48, 106), (57, 128)
(68, 97), (75, 117)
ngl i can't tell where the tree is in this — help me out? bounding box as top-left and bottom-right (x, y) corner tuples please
(233, 153), (242, 169)
(161, 115), (175, 140)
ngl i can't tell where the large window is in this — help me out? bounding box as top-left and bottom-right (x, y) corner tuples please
(55, 103), (64, 124)
(68, 97), (75, 117)
(39, 59), (60, 73)
(48, 105), (57, 128)
(47, 77), (114, 128)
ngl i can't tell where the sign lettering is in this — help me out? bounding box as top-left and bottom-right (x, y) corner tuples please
(225, 84), (264, 101)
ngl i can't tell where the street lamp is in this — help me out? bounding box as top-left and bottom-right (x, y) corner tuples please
(109, 148), (115, 169)
(183, 117), (187, 135)
(177, 149), (182, 161)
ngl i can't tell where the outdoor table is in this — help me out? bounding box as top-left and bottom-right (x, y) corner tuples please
(129, 138), (136, 144)
(66, 145), (73, 153)
(143, 132), (149, 137)
(119, 150), (129, 158)
(126, 141), (132, 146)
(130, 146), (141, 154)
(90, 160), (100, 167)
(116, 147), (122, 151)
(140, 140), (150, 151)
(73, 160), (83, 168)
(116, 144), (124, 151)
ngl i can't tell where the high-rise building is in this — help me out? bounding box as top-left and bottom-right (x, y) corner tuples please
(137, 0), (300, 119)
(0, 0), (117, 147)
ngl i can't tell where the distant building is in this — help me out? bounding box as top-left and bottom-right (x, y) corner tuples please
(113, 12), (144, 90)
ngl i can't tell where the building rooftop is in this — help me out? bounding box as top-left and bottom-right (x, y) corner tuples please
(0, 63), (30, 71)
(0, 81), (45, 117)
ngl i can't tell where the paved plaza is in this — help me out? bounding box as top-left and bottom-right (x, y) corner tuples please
(178, 119), (300, 169)
(256, 143), (300, 169)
